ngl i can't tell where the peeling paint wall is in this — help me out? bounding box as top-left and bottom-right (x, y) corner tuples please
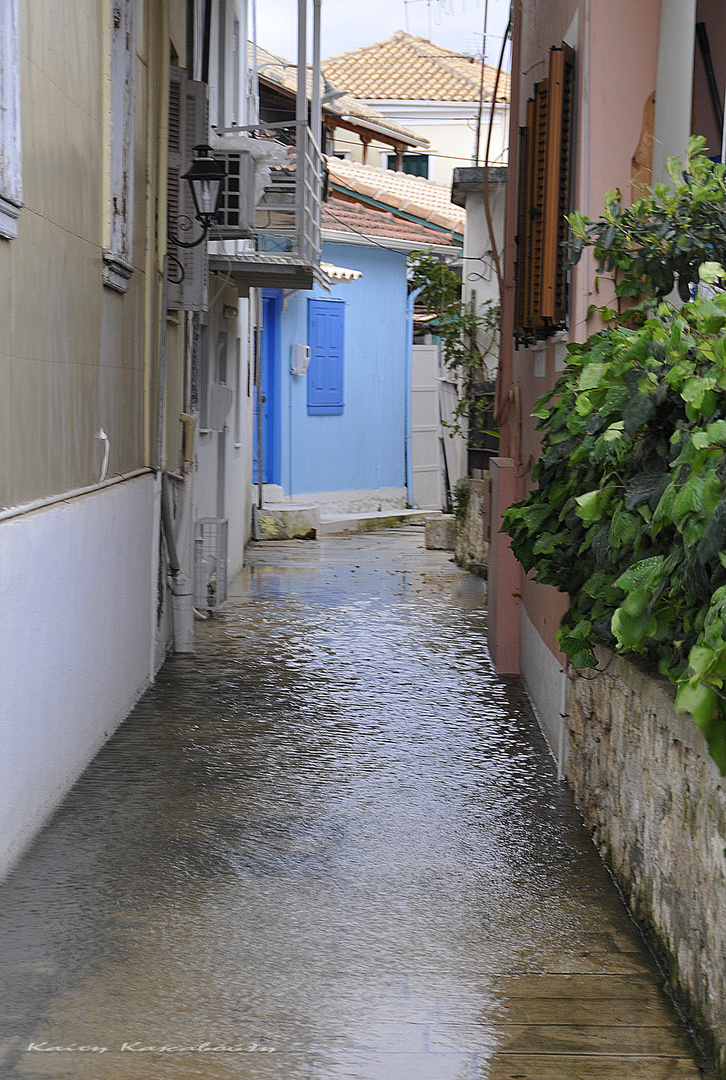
(568, 649), (726, 1073)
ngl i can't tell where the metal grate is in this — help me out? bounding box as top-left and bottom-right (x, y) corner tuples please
(214, 151), (256, 234)
(194, 518), (228, 610)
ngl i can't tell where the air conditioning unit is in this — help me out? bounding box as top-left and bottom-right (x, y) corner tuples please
(194, 518), (228, 610)
(211, 133), (290, 238)
(213, 150), (257, 236)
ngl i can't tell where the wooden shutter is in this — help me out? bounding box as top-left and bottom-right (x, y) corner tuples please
(307, 299), (344, 415)
(109, 0), (136, 260)
(167, 67), (209, 310)
(514, 43), (575, 341)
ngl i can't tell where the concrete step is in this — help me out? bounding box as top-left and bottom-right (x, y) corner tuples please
(318, 509), (430, 536)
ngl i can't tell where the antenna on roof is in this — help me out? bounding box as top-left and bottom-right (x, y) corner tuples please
(473, 0), (489, 165)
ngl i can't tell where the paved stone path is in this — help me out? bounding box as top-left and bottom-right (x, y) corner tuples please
(0, 528), (712, 1078)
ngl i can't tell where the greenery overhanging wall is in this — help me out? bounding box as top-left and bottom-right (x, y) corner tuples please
(503, 139), (726, 771)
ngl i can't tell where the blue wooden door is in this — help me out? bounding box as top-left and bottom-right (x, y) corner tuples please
(253, 292), (280, 484)
(308, 299), (344, 415)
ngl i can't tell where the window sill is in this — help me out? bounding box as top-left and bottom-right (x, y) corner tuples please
(0, 195), (22, 240)
(102, 251), (134, 293)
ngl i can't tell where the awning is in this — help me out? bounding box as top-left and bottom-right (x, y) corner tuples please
(321, 262), (363, 283)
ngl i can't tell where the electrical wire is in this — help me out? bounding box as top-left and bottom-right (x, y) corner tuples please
(323, 203), (461, 252)
(329, 135), (509, 165)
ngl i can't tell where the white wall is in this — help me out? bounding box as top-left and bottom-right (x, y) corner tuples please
(521, 606), (569, 775)
(653, 0), (697, 180)
(334, 107), (509, 189)
(0, 475), (157, 877)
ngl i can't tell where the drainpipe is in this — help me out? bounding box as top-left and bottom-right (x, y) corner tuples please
(405, 285), (424, 505)
(296, 0), (307, 256)
(147, 1), (171, 681)
(255, 292), (264, 513)
(311, 0), (322, 152)
(161, 471), (195, 653)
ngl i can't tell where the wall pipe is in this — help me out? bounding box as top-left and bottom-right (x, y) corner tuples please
(0, 469), (153, 524)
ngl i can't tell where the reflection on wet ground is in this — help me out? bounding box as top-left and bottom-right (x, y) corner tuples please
(0, 528), (711, 1078)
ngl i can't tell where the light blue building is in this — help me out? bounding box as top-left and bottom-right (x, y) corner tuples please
(255, 192), (462, 517)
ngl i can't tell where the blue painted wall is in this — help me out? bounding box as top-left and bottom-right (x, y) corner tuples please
(273, 242), (409, 496)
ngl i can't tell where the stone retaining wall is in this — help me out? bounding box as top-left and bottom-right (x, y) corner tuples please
(568, 648), (726, 1073)
(455, 477), (489, 574)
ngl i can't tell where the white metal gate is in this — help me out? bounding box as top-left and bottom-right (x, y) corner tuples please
(411, 344), (443, 510)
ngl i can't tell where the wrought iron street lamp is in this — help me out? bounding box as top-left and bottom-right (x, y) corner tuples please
(168, 144), (226, 250)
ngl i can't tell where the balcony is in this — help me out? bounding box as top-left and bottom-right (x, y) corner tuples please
(208, 120), (324, 291)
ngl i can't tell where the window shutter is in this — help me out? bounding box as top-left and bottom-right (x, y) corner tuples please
(0, 0), (22, 238)
(542, 44), (575, 324)
(109, 0), (136, 260)
(167, 67), (209, 311)
(307, 299), (344, 415)
(514, 106), (532, 337)
(514, 43), (575, 341)
(529, 78), (550, 331)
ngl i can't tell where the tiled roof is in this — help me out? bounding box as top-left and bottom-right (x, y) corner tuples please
(321, 195), (459, 249)
(251, 43), (428, 147)
(325, 155), (465, 236)
(322, 31), (511, 103)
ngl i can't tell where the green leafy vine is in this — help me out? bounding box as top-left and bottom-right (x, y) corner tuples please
(503, 143), (726, 772)
(408, 249), (500, 438)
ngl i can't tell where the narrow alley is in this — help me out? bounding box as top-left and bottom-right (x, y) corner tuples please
(0, 528), (710, 1080)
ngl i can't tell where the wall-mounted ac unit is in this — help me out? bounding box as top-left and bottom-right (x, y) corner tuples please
(212, 133), (289, 239)
(194, 518), (228, 610)
(213, 150), (256, 236)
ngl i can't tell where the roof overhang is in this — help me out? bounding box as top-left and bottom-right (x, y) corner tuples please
(257, 74), (427, 151)
(328, 182), (463, 243)
(209, 254), (318, 291)
(329, 113), (429, 149)
(320, 261), (363, 282)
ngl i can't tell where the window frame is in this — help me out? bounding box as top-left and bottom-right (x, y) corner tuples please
(103, 0), (137, 291)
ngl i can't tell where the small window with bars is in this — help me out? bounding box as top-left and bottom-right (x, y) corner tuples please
(514, 43), (575, 343)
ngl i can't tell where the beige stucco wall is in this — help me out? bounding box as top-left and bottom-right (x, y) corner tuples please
(331, 110), (508, 190)
(569, 649), (726, 1074)
(0, 0), (190, 510)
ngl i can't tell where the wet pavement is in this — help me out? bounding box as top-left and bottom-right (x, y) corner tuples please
(0, 527), (711, 1079)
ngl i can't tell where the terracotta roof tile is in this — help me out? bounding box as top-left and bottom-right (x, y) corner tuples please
(321, 195), (458, 247)
(322, 30), (510, 103)
(325, 155), (465, 235)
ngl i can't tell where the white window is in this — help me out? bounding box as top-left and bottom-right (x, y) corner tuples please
(0, 0), (22, 240)
(103, 0), (137, 291)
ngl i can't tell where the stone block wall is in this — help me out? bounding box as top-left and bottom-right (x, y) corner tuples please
(455, 477), (489, 574)
(568, 648), (726, 1073)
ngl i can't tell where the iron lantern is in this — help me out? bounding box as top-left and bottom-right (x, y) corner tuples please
(182, 144), (226, 233)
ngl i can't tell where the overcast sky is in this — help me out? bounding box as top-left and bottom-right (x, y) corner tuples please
(255, 0), (511, 67)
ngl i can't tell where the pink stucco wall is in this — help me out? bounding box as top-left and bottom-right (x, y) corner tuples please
(495, 0), (663, 669)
